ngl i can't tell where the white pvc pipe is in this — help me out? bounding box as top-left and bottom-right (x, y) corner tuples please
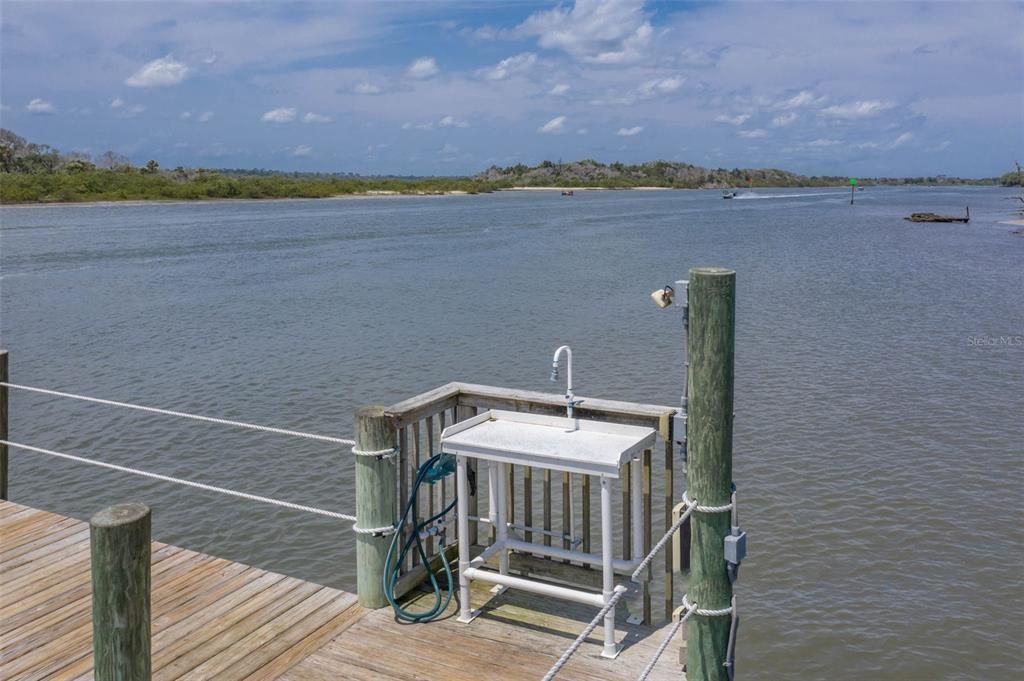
(497, 463), (509, 576)
(632, 455), (643, 562)
(463, 567), (605, 608)
(456, 455), (474, 623)
(601, 475), (618, 658)
(469, 515), (577, 544)
(502, 537), (639, 574)
(469, 542), (504, 569)
(488, 461), (498, 525)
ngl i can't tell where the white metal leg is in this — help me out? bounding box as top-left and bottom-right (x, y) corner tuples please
(456, 456), (479, 623)
(600, 476), (621, 659)
(627, 455), (645, 624)
(492, 462), (510, 594)
(488, 461), (498, 525)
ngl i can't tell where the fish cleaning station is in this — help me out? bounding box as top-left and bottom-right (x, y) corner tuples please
(0, 267), (744, 681)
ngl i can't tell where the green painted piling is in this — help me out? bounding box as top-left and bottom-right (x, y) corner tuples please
(355, 406), (397, 608)
(686, 267), (736, 681)
(91, 503), (151, 681)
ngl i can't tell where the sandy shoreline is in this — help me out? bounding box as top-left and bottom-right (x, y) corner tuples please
(0, 186), (686, 208)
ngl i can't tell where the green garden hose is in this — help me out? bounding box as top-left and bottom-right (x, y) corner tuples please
(383, 453), (459, 623)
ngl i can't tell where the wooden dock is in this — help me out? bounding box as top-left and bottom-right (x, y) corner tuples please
(1, 500), (683, 680)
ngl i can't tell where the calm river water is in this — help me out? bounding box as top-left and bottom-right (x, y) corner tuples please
(1, 187), (1021, 679)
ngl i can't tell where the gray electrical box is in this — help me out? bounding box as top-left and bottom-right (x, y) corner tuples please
(724, 529), (746, 565)
(672, 411), (687, 448)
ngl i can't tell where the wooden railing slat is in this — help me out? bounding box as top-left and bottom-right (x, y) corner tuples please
(643, 448), (653, 623)
(581, 475), (591, 554)
(543, 469), (552, 548)
(523, 466), (533, 543)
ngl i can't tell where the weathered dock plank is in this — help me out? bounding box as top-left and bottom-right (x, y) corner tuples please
(0, 500), (682, 680)
(0, 501), (361, 681)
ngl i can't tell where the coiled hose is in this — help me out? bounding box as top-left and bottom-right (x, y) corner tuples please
(383, 453), (459, 622)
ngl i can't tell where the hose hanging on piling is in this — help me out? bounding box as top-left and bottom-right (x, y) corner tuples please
(383, 453), (459, 623)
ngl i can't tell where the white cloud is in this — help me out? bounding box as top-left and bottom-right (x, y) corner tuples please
(821, 100), (894, 119)
(291, 144), (313, 157)
(303, 112), (333, 124)
(407, 57), (439, 79)
(353, 82), (383, 95)
(518, 0), (652, 64)
(483, 52), (537, 80)
(617, 126), (644, 136)
(198, 111), (214, 123)
(262, 107), (297, 123)
(202, 54), (218, 65)
(637, 76), (684, 98)
(179, 111), (192, 120)
(125, 56), (189, 88)
(26, 98), (55, 114)
(538, 115), (567, 134)
(775, 90), (826, 110)
(438, 115), (469, 128)
(807, 138), (841, 147)
(110, 97), (124, 109)
(0, 104), (10, 112)
(890, 132), (914, 148)
(738, 129), (768, 138)
(770, 112), (797, 127)
(549, 83), (570, 96)
(577, 127), (588, 135)
(714, 114), (750, 126)
(441, 143), (459, 154)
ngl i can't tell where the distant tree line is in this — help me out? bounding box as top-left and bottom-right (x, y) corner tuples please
(0, 129), (504, 203)
(0, 128), (1007, 204)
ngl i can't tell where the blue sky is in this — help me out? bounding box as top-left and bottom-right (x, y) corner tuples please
(1, 0), (1021, 177)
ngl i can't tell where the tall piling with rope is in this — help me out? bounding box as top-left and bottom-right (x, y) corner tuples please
(354, 406), (397, 609)
(685, 267), (736, 680)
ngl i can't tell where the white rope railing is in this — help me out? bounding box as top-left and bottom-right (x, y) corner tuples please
(636, 600), (699, 681)
(0, 439), (395, 536)
(541, 585), (628, 681)
(0, 382), (356, 446)
(631, 497), (697, 581)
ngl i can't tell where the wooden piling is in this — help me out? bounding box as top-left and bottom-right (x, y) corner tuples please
(686, 267), (736, 681)
(0, 350), (7, 501)
(90, 502), (151, 681)
(355, 406), (397, 609)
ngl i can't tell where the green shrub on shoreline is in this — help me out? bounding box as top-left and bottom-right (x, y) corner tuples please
(0, 127), (1006, 204)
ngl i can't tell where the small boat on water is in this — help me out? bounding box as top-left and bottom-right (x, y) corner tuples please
(561, 190), (574, 197)
(722, 190), (738, 199)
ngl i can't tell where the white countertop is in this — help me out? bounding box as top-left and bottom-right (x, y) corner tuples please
(439, 409), (657, 477)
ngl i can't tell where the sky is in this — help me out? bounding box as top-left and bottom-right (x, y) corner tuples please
(1, 0), (1021, 177)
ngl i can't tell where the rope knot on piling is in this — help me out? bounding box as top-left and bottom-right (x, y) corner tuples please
(681, 593), (733, 617)
(351, 446), (398, 461)
(682, 490), (733, 514)
(351, 522), (398, 537)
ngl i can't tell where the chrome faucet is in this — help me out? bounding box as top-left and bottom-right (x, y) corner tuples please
(550, 345), (582, 419)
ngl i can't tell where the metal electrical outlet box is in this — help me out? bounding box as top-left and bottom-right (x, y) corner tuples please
(672, 411), (687, 447)
(724, 529), (747, 564)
